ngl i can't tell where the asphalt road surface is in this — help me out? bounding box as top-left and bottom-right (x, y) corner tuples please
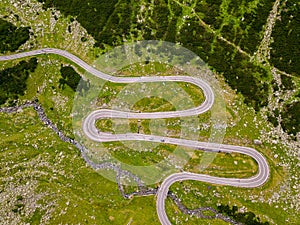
(0, 48), (270, 225)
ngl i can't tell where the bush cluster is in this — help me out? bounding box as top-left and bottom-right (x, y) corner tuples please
(217, 204), (270, 225)
(0, 18), (31, 53)
(0, 58), (38, 105)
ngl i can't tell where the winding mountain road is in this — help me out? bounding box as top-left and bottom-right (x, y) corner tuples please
(0, 48), (270, 225)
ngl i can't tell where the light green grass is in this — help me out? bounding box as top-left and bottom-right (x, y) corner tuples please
(186, 151), (258, 178)
(0, 108), (160, 224)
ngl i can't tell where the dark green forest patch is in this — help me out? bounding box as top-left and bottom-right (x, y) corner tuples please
(141, 0), (170, 40)
(177, 18), (270, 110)
(270, 0), (300, 77)
(59, 65), (89, 94)
(0, 18), (31, 53)
(267, 100), (300, 136)
(0, 58), (38, 105)
(98, 1), (135, 46)
(281, 101), (300, 136)
(194, 0), (223, 29)
(280, 74), (295, 90)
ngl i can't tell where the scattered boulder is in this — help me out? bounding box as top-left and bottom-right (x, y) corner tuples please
(253, 139), (262, 145)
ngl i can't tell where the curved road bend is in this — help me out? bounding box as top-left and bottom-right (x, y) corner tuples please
(0, 48), (270, 225)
